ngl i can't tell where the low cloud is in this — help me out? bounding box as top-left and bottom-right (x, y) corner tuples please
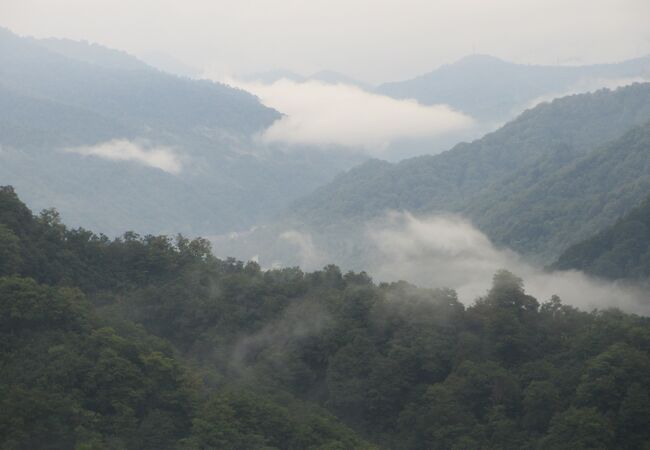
(210, 209), (650, 314)
(367, 212), (650, 314)
(221, 78), (474, 153)
(280, 230), (324, 268)
(66, 139), (183, 174)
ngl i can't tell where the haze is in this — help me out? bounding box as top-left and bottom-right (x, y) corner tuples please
(3, 0), (650, 83)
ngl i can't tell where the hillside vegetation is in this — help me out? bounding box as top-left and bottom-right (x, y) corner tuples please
(0, 28), (363, 237)
(466, 120), (650, 260)
(2, 186), (650, 449)
(282, 83), (650, 263)
(553, 194), (650, 280)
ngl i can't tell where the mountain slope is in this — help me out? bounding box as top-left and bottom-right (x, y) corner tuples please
(0, 28), (364, 236)
(465, 121), (650, 261)
(552, 194), (650, 280)
(0, 186), (372, 449)
(288, 83), (650, 229)
(377, 54), (650, 122)
(3, 187), (650, 449)
(222, 83), (650, 269)
(0, 27), (279, 134)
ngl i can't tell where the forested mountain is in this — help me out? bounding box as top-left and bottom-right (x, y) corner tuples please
(466, 121), (650, 261)
(28, 36), (153, 71)
(268, 83), (650, 266)
(2, 186), (650, 449)
(0, 28), (364, 236)
(0, 186), (372, 449)
(377, 54), (650, 122)
(0, 28), (278, 134)
(289, 83), (650, 226)
(553, 194), (650, 280)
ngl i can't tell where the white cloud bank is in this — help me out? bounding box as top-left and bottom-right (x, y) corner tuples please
(66, 139), (183, 174)
(217, 211), (650, 314)
(367, 212), (650, 314)
(222, 78), (474, 153)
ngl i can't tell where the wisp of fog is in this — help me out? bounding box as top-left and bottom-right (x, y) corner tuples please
(220, 78), (474, 153)
(66, 139), (184, 174)
(241, 211), (650, 315)
(367, 212), (650, 314)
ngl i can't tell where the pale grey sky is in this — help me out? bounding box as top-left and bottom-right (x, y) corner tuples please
(2, 0), (650, 83)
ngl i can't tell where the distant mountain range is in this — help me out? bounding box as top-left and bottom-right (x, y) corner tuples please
(0, 27), (364, 236)
(221, 82), (650, 268)
(4, 25), (650, 267)
(242, 54), (650, 126)
(237, 54), (650, 161)
(0, 28), (279, 136)
(378, 53), (650, 122)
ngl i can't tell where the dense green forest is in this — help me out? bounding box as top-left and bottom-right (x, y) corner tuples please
(2, 185), (650, 449)
(553, 194), (650, 280)
(289, 83), (650, 225)
(466, 120), (650, 261)
(275, 83), (650, 267)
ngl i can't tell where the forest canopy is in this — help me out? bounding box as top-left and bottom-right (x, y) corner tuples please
(1, 185), (650, 449)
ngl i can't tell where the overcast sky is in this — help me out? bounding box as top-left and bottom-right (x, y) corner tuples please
(2, 0), (650, 83)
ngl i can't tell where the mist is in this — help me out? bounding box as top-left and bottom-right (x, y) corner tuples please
(220, 211), (650, 314)
(222, 78), (473, 153)
(66, 139), (184, 174)
(4, 1), (650, 447)
(5, 0), (650, 83)
(366, 212), (650, 314)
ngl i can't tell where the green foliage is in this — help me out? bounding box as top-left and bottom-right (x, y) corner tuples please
(0, 277), (195, 449)
(0, 187), (372, 449)
(469, 120), (650, 261)
(283, 83), (650, 265)
(541, 407), (615, 449)
(554, 194), (650, 279)
(185, 390), (370, 450)
(0, 28), (364, 238)
(0, 223), (21, 276)
(2, 188), (650, 449)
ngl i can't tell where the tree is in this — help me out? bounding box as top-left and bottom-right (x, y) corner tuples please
(541, 407), (614, 449)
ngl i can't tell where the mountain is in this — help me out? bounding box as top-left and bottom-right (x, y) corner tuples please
(0, 28), (279, 135)
(31, 36), (152, 72)
(377, 54), (650, 122)
(465, 121), (650, 261)
(227, 83), (650, 268)
(288, 83), (650, 226)
(0, 28), (365, 236)
(0, 186), (370, 449)
(3, 186), (650, 449)
(552, 194), (650, 280)
(138, 50), (202, 78)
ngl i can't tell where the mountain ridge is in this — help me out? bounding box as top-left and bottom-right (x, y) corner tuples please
(377, 53), (650, 121)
